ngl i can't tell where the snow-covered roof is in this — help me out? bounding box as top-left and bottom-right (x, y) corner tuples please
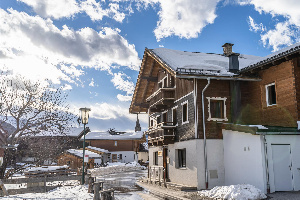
(86, 146), (109, 153)
(27, 165), (69, 172)
(83, 131), (144, 140)
(33, 127), (83, 137)
(241, 42), (300, 72)
(67, 149), (102, 158)
(150, 48), (261, 76)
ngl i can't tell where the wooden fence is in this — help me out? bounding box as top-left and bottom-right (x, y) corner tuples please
(1, 169), (81, 195)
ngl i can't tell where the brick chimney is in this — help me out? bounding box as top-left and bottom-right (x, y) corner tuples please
(222, 43), (234, 56)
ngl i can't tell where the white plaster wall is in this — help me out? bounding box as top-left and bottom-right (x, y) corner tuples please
(138, 152), (149, 162)
(265, 135), (300, 192)
(168, 140), (198, 187)
(148, 146), (163, 166)
(110, 151), (137, 163)
(223, 130), (266, 193)
(206, 140), (225, 189)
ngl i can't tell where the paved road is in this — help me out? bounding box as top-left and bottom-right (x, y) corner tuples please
(96, 170), (151, 200)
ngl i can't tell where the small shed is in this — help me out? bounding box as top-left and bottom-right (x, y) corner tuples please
(58, 148), (104, 169)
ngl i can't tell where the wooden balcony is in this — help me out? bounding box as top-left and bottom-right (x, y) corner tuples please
(146, 122), (176, 146)
(146, 88), (175, 112)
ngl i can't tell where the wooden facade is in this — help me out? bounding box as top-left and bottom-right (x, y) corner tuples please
(57, 153), (94, 169)
(86, 139), (141, 152)
(131, 45), (300, 147)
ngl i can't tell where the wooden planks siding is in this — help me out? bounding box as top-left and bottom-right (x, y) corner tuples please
(88, 140), (140, 152)
(240, 59), (298, 127)
(196, 79), (231, 139)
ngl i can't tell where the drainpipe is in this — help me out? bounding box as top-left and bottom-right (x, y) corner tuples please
(263, 135), (270, 193)
(194, 79), (198, 138)
(202, 78), (210, 189)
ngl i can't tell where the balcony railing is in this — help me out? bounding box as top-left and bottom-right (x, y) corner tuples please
(146, 122), (176, 146)
(146, 88), (175, 112)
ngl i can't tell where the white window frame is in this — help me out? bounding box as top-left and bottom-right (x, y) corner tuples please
(114, 141), (117, 146)
(181, 100), (189, 124)
(172, 106), (178, 126)
(207, 97), (228, 121)
(265, 83), (277, 107)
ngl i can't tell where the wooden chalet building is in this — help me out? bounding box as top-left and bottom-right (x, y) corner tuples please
(82, 118), (146, 163)
(130, 42), (300, 193)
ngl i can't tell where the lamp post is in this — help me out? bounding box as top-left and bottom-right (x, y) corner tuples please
(79, 107), (91, 185)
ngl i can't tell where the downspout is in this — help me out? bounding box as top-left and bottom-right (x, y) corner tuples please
(263, 135), (270, 193)
(202, 78), (210, 189)
(194, 78), (198, 138)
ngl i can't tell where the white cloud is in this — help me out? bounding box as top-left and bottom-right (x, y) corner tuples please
(152, 0), (221, 41)
(0, 8), (140, 84)
(18, 0), (129, 23)
(238, 0), (300, 26)
(111, 72), (135, 101)
(18, 0), (80, 19)
(89, 78), (95, 87)
(248, 16), (266, 32)
(62, 84), (73, 90)
(240, 0), (300, 51)
(261, 22), (295, 52)
(117, 94), (133, 101)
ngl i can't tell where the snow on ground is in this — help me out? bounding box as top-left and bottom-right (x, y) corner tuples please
(198, 184), (267, 200)
(89, 161), (146, 176)
(2, 185), (94, 200)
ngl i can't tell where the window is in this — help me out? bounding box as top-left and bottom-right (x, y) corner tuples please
(154, 152), (158, 165)
(177, 149), (186, 168)
(182, 101), (188, 124)
(162, 112), (167, 124)
(156, 115), (161, 125)
(150, 119), (154, 127)
(119, 154), (122, 160)
(207, 97), (228, 121)
(172, 107), (177, 125)
(163, 77), (167, 88)
(266, 83), (276, 106)
(114, 141), (117, 146)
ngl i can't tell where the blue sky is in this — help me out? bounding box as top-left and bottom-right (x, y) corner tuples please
(0, 0), (299, 132)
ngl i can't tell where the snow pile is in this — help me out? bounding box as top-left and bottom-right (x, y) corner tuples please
(198, 184), (267, 200)
(3, 185), (93, 200)
(89, 161), (146, 176)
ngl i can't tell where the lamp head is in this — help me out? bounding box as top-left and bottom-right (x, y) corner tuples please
(79, 107), (91, 124)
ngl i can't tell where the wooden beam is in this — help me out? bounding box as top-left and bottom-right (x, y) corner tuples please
(141, 76), (158, 82)
(134, 103), (149, 108)
(139, 58), (156, 113)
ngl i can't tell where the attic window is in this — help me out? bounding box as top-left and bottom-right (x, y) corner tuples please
(207, 97), (228, 121)
(266, 83), (276, 106)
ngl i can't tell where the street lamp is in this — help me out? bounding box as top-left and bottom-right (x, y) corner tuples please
(79, 107), (91, 185)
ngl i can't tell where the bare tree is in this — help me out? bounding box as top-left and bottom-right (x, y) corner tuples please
(0, 73), (75, 178)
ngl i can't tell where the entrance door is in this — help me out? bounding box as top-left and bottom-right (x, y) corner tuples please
(271, 144), (293, 191)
